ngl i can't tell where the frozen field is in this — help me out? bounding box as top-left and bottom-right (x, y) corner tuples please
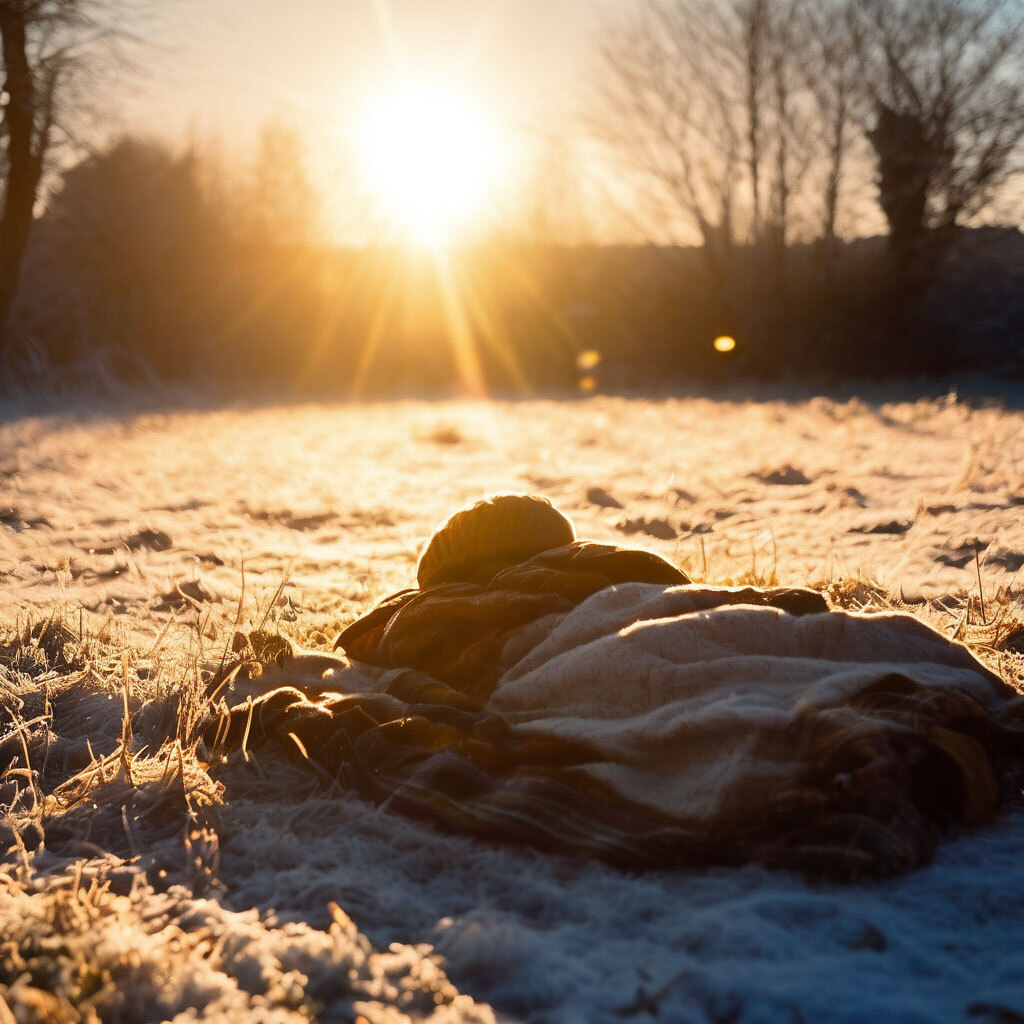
(5, 393), (1024, 629)
(2, 393), (1024, 1022)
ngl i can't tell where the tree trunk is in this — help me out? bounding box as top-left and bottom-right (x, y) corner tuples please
(770, 50), (790, 301)
(821, 91), (846, 293)
(0, 5), (41, 359)
(742, 0), (767, 238)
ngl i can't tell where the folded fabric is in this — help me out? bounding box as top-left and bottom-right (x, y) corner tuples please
(203, 495), (1024, 878)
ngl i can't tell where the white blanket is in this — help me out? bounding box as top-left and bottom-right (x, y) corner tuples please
(491, 584), (1007, 824)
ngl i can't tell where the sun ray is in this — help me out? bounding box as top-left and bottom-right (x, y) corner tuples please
(454, 262), (530, 393)
(433, 253), (488, 398)
(499, 247), (582, 353)
(212, 247), (311, 349)
(349, 269), (401, 398)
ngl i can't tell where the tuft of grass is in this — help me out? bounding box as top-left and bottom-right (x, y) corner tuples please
(419, 422), (465, 446)
(677, 533), (779, 588)
(821, 573), (895, 613)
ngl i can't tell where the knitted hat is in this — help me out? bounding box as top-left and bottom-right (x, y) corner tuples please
(417, 494), (576, 588)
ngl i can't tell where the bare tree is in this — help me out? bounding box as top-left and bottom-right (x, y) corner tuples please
(764, 0), (820, 293)
(802, 4), (863, 259)
(0, 0), (140, 357)
(741, 0), (769, 239)
(849, 0), (1024, 251)
(586, 0), (823, 294)
(587, 3), (738, 280)
(0, 1), (51, 347)
(587, 0), (1024, 261)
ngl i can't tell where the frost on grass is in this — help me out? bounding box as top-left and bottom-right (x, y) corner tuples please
(1, 859), (491, 1023)
(2, 394), (1024, 1021)
(0, 611), (492, 1023)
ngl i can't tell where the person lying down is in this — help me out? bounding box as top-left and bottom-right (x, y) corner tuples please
(202, 494), (1024, 879)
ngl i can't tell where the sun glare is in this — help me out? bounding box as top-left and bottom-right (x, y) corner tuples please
(356, 85), (501, 249)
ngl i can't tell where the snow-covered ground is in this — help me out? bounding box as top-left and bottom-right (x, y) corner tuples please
(5, 394), (1024, 627)
(2, 393), (1024, 1022)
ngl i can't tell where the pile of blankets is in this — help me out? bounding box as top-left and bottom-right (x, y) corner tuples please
(203, 496), (1024, 878)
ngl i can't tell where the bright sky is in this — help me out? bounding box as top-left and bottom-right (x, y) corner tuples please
(115, 1), (622, 241)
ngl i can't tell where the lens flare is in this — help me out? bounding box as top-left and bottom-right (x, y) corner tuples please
(576, 349), (602, 371)
(713, 336), (736, 353)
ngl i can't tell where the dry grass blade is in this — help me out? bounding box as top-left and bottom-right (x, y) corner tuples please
(975, 545), (988, 625)
(240, 696), (254, 763)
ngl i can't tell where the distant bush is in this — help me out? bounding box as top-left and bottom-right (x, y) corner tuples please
(16, 137), (231, 377)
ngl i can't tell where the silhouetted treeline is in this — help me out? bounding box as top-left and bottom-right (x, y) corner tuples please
(9, 135), (1024, 394)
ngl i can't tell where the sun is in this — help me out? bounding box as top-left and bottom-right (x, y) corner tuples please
(356, 85), (501, 249)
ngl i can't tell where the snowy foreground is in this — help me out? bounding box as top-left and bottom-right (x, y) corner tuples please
(2, 393), (1024, 1022)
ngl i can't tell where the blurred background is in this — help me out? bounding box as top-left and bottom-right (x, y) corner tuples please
(1, 0), (1022, 396)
